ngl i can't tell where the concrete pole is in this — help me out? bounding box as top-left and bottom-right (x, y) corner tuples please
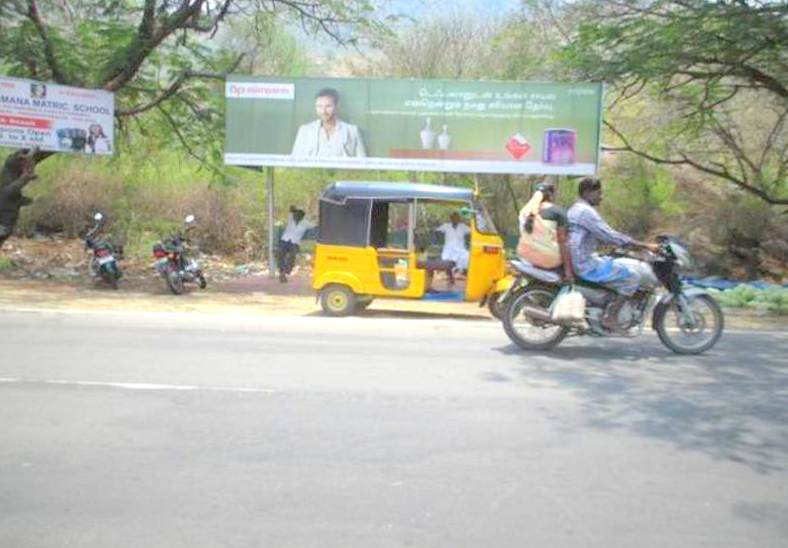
(267, 166), (275, 279)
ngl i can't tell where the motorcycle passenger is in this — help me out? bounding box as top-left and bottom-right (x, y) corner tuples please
(567, 177), (658, 331)
(517, 181), (574, 284)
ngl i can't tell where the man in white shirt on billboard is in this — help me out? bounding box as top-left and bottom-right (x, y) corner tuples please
(435, 212), (471, 275)
(277, 206), (316, 283)
(291, 88), (366, 158)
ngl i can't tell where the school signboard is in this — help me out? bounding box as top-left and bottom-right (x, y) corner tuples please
(224, 76), (603, 175)
(0, 76), (114, 155)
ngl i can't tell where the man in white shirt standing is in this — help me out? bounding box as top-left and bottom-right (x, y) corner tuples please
(291, 88), (366, 158)
(278, 206), (316, 283)
(435, 212), (471, 276)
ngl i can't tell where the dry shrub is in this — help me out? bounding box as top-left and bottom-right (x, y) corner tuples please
(28, 169), (124, 236)
(181, 186), (251, 254)
(128, 182), (255, 255)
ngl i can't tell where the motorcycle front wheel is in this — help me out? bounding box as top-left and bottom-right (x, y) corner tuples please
(502, 286), (568, 351)
(654, 293), (724, 354)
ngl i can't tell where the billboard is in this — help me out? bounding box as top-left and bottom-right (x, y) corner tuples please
(225, 76), (603, 175)
(0, 76), (114, 155)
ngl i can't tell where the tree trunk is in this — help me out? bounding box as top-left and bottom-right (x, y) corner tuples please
(0, 149), (52, 248)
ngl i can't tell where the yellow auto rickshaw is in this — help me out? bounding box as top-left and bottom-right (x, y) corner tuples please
(312, 181), (513, 317)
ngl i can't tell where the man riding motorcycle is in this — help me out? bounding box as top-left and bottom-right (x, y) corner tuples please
(567, 177), (659, 331)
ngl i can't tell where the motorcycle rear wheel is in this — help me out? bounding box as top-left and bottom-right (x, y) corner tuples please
(502, 286), (568, 351)
(166, 271), (185, 295)
(654, 294), (723, 354)
(487, 291), (505, 320)
(100, 264), (119, 290)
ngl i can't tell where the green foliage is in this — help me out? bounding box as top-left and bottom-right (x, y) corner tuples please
(710, 286), (788, 316)
(599, 157), (682, 238)
(563, 1), (786, 97)
(0, 255), (16, 272)
(557, 0), (788, 205)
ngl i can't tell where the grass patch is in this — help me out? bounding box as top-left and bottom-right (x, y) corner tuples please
(0, 256), (16, 272)
(709, 286), (788, 315)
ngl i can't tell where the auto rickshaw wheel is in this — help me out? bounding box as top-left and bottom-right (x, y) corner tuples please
(320, 284), (357, 316)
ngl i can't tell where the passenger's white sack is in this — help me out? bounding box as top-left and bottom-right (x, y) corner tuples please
(551, 286), (586, 322)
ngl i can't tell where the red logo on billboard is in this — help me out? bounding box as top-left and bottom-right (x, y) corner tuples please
(505, 133), (531, 160)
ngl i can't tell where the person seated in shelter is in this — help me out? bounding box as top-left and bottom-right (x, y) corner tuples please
(434, 212), (470, 279)
(517, 181), (574, 284)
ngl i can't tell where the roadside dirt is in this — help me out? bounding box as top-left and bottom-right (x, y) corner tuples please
(1, 236), (785, 329)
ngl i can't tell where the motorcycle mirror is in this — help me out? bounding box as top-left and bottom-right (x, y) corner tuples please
(184, 215), (195, 224)
(93, 213), (104, 222)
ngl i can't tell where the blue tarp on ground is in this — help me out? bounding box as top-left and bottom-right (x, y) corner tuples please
(422, 291), (465, 301)
(684, 277), (787, 290)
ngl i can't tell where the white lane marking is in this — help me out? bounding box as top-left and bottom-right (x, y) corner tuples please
(0, 377), (276, 394)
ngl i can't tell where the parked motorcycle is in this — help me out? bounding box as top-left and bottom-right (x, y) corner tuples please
(499, 236), (724, 354)
(152, 215), (207, 295)
(85, 212), (123, 289)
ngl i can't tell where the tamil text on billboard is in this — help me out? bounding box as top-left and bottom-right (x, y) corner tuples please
(224, 77), (603, 175)
(0, 76), (114, 155)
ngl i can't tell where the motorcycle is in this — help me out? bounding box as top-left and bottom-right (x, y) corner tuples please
(152, 214), (207, 295)
(85, 212), (123, 289)
(499, 236), (724, 354)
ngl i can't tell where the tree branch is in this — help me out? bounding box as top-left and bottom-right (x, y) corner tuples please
(117, 74), (189, 117)
(155, 103), (225, 179)
(604, 120), (788, 205)
(116, 55), (244, 117)
(103, 0), (207, 92)
(26, 0), (67, 84)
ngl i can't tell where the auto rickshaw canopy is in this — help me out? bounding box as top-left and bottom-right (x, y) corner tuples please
(318, 181), (477, 249)
(322, 181), (475, 204)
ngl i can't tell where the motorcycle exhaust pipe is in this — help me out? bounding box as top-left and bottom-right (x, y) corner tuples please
(522, 305), (578, 326)
(522, 305), (553, 322)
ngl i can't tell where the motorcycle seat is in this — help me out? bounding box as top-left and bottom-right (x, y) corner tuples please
(574, 278), (615, 292)
(510, 259), (562, 284)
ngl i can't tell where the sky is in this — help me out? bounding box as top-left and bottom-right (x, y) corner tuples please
(387, 0), (521, 18)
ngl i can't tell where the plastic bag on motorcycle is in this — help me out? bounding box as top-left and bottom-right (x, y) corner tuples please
(550, 286), (586, 322)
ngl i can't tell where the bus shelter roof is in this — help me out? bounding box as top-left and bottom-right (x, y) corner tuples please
(322, 181), (474, 203)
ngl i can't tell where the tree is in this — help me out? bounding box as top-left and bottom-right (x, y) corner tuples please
(559, 0), (788, 206)
(0, 0), (380, 248)
(358, 10), (506, 79)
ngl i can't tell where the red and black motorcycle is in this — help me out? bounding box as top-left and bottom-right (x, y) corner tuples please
(85, 213), (123, 289)
(152, 214), (206, 295)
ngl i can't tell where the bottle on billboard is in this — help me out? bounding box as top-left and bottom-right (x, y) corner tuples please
(438, 125), (451, 151)
(420, 118), (435, 149)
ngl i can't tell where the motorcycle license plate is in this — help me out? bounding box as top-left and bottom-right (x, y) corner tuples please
(97, 255), (115, 265)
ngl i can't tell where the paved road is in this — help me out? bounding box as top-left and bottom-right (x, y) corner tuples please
(1, 309), (786, 548)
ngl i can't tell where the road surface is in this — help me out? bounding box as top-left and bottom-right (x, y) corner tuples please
(1, 308), (786, 547)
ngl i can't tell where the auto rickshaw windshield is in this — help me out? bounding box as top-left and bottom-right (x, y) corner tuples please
(473, 202), (497, 235)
